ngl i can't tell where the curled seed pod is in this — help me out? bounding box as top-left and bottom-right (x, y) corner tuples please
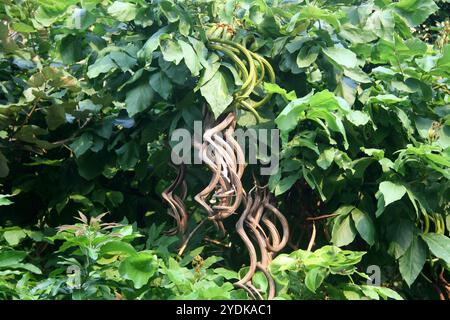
(233, 185), (289, 300)
(161, 161), (189, 238)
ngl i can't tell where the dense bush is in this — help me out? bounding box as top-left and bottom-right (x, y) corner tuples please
(0, 0), (449, 300)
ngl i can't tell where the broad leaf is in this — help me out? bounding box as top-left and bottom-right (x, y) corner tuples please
(399, 236), (427, 286)
(119, 252), (158, 289)
(421, 233), (450, 264)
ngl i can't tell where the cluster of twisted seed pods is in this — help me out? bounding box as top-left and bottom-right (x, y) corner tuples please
(161, 162), (188, 240)
(235, 186), (289, 300)
(193, 108), (245, 235)
(162, 28), (289, 299)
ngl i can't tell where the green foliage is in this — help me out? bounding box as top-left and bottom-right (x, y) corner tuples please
(0, 213), (244, 300)
(269, 246), (402, 300)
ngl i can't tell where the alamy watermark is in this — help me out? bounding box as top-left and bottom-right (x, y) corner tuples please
(170, 121), (280, 176)
(366, 265), (381, 286)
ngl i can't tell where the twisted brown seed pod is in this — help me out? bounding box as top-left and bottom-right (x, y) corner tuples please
(195, 112), (245, 222)
(233, 185), (289, 300)
(161, 162), (189, 238)
(234, 193), (260, 298)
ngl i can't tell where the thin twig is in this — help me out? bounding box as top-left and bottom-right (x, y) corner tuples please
(306, 213), (339, 221)
(204, 237), (232, 248)
(178, 219), (208, 256)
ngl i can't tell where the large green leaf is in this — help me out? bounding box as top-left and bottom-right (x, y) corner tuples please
(69, 133), (94, 158)
(275, 92), (312, 133)
(392, 0), (439, 26)
(399, 236), (427, 286)
(119, 252), (158, 289)
(378, 181), (406, 207)
(351, 208), (375, 246)
(161, 39), (184, 65)
(388, 219), (415, 259)
(107, 1), (137, 22)
(322, 47), (358, 69)
(0, 194), (13, 206)
(200, 70), (233, 119)
(421, 233), (450, 264)
(3, 229), (27, 246)
(332, 215), (357, 247)
(0, 250), (27, 268)
(100, 241), (137, 257)
(125, 80), (155, 116)
(178, 40), (201, 76)
(87, 56), (116, 79)
(305, 267), (328, 293)
(149, 72), (173, 100)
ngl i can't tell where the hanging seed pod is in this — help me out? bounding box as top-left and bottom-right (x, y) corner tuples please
(161, 160), (189, 239)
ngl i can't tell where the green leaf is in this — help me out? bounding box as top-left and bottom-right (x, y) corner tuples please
(364, 10), (394, 41)
(119, 252), (158, 289)
(125, 80), (155, 116)
(0, 194), (13, 206)
(368, 94), (407, 104)
(149, 72), (173, 100)
(214, 267), (239, 280)
(346, 110), (370, 126)
(137, 27), (168, 61)
(69, 133), (94, 158)
(275, 90), (343, 134)
(178, 40), (201, 76)
(300, 5), (340, 29)
(399, 236), (427, 286)
(87, 56), (116, 79)
(332, 215), (357, 247)
(392, 0), (439, 26)
(263, 83), (297, 101)
(305, 267), (328, 293)
(296, 45), (320, 68)
(323, 47), (358, 69)
(436, 45), (450, 71)
(388, 219), (415, 259)
(274, 173), (301, 196)
(67, 8), (96, 30)
(100, 241), (137, 257)
(106, 191), (124, 207)
(421, 233), (450, 264)
(110, 51), (137, 72)
(373, 287), (403, 300)
(3, 229), (27, 246)
(79, 99), (102, 113)
(76, 149), (108, 180)
(379, 181), (406, 207)
(343, 68), (371, 83)
(116, 141), (139, 170)
(160, 39), (184, 65)
(200, 70), (233, 119)
(316, 148), (336, 170)
(34, 1), (77, 27)
(13, 262), (41, 274)
(46, 105), (66, 130)
(252, 271), (269, 293)
(0, 250), (27, 268)
(351, 208), (375, 246)
(309, 90), (341, 110)
(12, 22), (35, 33)
(107, 1), (137, 22)
(60, 35), (82, 64)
